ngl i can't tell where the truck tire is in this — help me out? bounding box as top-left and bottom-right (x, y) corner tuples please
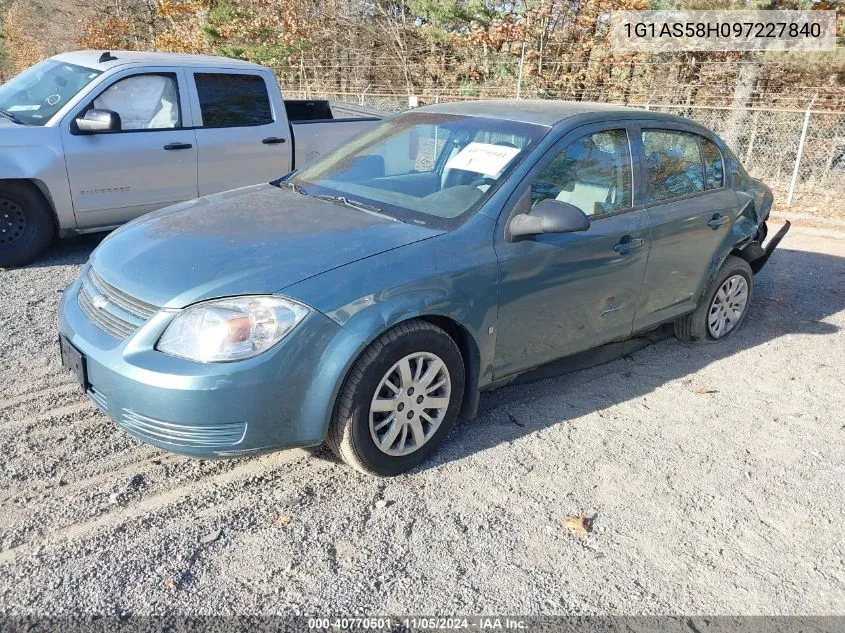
(0, 183), (55, 267)
(326, 319), (465, 476)
(674, 255), (753, 343)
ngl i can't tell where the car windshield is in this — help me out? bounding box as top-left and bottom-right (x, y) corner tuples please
(289, 113), (549, 228)
(0, 59), (102, 126)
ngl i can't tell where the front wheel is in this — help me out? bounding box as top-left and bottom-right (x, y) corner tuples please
(327, 320), (465, 476)
(675, 255), (753, 343)
(0, 183), (55, 267)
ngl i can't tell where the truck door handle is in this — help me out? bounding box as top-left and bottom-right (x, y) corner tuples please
(707, 214), (730, 229)
(262, 137), (287, 145)
(163, 143), (193, 151)
(613, 236), (645, 254)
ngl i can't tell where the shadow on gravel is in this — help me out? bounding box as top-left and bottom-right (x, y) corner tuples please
(20, 233), (105, 269)
(315, 246), (845, 472)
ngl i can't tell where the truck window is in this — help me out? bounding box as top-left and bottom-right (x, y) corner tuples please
(194, 73), (273, 128)
(92, 73), (180, 130)
(0, 59), (101, 126)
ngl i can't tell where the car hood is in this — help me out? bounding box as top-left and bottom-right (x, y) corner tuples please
(90, 184), (443, 308)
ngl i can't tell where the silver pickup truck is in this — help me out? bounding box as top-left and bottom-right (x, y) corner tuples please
(0, 50), (383, 266)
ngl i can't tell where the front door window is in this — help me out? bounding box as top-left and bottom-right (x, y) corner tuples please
(530, 129), (633, 216)
(92, 73), (181, 130)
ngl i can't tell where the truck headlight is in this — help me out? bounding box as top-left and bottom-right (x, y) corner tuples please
(157, 296), (309, 362)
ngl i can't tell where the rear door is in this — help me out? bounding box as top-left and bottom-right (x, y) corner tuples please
(188, 69), (292, 196)
(632, 126), (739, 331)
(61, 67), (198, 228)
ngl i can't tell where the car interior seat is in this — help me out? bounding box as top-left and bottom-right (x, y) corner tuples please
(555, 138), (615, 216)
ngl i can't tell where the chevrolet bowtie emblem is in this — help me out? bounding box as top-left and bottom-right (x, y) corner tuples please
(91, 294), (109, 310)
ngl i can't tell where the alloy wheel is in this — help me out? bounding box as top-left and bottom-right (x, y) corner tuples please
(369, 352), (451, 457)
(708, 274), (749, 339)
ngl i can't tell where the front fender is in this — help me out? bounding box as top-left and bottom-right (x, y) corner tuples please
(0, 130), (75, 231)
(285, 216), (499, 395)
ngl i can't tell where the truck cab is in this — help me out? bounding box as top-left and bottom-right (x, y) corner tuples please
(0, 50), (382, 266)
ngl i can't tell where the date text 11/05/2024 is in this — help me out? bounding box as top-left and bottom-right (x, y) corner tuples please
(308, 617), (528, 630)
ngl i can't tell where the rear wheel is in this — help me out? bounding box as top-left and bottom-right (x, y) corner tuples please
(674, 255), (753, 342)
(0, 183), (55, 267)
(327, 320), (465, 476)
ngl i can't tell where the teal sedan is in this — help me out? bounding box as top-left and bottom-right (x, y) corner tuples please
(57, 100), (787, 476)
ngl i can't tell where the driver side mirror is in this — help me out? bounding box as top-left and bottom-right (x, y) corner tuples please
(508, 199), (590, 239)
(76, 109), (121, 134)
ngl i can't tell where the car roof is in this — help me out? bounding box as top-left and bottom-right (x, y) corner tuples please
(52, 50), (266, 72)
(415, 99), (698, 129)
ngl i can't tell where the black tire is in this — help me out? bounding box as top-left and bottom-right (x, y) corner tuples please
(327, 319), (465, 476)
(0, 182), (55, 267)
(674, 255), (753, 343)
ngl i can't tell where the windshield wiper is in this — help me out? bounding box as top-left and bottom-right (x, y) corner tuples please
(310, 195), (396, 220)
(273, 179), (304, 194)
(0, 109), (24, 125)
(272, 179), (396, 221)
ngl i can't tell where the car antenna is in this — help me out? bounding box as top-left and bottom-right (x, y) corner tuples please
(98, 51), (118, 63)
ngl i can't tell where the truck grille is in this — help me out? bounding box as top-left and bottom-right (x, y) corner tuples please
(78, 268), (160, 339)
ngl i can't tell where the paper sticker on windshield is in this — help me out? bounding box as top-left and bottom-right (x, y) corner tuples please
(446, 142), (520, 177)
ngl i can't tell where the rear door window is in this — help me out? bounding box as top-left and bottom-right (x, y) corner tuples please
(700, 137), (724, 189)
(642, 130), (705, 203)
(194, 73), (273, 127)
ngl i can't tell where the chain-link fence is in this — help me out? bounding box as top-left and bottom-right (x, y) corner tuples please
(287, 87), (845, 217)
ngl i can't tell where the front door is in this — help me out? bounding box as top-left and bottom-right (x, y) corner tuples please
(494, 125), (651, 378)
(633, 128), (739, 330)
(61, 69), (198, 229)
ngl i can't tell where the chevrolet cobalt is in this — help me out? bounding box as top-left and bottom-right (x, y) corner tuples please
(58, 101), (787, 476)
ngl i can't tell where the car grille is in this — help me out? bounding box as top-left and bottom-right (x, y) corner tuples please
(119, 409), (247, 449)
(77, 268), (159, 339)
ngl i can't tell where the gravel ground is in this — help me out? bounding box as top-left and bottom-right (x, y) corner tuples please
(0, 221), (843, 617)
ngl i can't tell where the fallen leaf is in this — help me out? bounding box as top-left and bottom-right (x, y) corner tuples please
(563, 515), (591, 534)
(696, 387), (719, 394)
(273, 515), (292, 526)
(162, 578), (176, 591)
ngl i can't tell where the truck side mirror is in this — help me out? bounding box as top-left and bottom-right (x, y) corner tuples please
(76, 109), (122, 133)
(509, 199), (590, 239)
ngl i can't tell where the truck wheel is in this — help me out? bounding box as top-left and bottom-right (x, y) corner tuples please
(0, 183), (55, 267)
(327, 320), (465, 476)
(675, 255), (753, 343)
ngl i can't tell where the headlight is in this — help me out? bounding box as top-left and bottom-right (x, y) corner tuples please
(157, 296), (309, 362)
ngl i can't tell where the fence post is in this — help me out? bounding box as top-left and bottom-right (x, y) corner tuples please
(787, 96), (816, 207)
(516, 41), (526, 99)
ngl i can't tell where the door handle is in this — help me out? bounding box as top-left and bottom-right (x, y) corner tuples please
(262, 137), (287, 145)
(163, 143), (193, 151)
(707, 214), (730, 229)
(613, 236), (645, 254)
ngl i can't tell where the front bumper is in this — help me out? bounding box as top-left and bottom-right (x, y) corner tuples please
(57, 270), (354, 458)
